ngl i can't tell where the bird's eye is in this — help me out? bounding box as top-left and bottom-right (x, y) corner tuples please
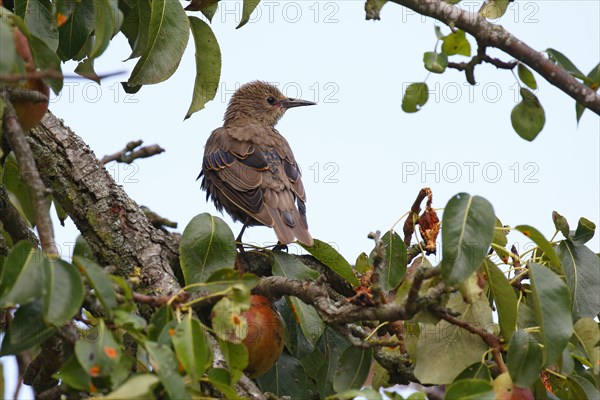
(266, 96), (276, 105)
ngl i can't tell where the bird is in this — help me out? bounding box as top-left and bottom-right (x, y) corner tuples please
(198, 81), (315, 247)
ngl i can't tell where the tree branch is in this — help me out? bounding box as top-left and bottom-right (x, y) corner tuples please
(388, 0), (600, 114)
(30, 112), (180, 295)
(1, 95), (58, 255)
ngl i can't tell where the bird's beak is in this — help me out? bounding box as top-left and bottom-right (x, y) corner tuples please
(279, 98), (317, 109)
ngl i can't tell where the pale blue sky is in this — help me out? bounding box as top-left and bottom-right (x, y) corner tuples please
(3, 1), (600, 397)
(47, 0), (599, 259)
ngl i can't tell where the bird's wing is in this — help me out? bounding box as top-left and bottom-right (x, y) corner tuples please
(202, 126), (312, 245)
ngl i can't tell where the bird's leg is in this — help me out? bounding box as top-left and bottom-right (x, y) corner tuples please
(235, 219), (250, 253)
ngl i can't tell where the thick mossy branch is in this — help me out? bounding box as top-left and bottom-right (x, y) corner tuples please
(30, 112), (180, 295)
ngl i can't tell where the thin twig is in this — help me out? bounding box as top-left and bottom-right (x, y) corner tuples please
(1, 95), (57, 255)
(434, 307), (507, 373)
(0, 69), (125, 84)
(100, 140), (165, 164)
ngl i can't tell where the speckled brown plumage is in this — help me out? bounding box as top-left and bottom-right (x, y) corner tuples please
(199, 81), (315, 246)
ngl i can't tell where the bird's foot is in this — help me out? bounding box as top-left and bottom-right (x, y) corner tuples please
(272, 243), (288, 252)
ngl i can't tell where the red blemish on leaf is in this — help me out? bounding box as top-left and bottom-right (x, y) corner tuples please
(178, 360), (185, 373)
(232, 314), (242, 326)
(56, 13), (68, 27)
(89, 382), (97, 393)
(89, 365), (101, 377)
(522, 230), (530, 237)
(104, 346), (117, 359)
(502, 256), (509, 264)
(168, 328), (175, 336)
(290, 303), (301, 324)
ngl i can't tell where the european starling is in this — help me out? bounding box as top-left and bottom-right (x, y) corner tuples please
(199, 81), (315, 246)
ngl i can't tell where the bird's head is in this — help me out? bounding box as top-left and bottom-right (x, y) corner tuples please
(224, 81), (316, 127)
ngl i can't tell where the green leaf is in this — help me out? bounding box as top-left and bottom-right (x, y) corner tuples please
(90, 0), (114, 59)
(186, 0), (219, 22)
(300, 239), (359, 286)
(288, 295), (325, 346)
(180, 213), (237, 286)
(379, 230), (407, 292)
(552, 211), (570, 238)
(52, 197), (68, 226)
(514, 225), (562, 274)
(454, 362), (492, 382)
(104, 374), (160, 400)
(423, 51), (448, 73)
(480, 0), (510, 19)
(402, 82), (428, 113)
(75, 320), (122, 377)
(207, 368), (240, 399)
(237, 0), (260, 29)
(44, 258), (84, 325)
(333, 346), (373, 392)
(73, 256), (118, 311)
(546, 48), (591, 83)
(506, 329), (543, 387)
(355, 252), (370, 274)
(256, 351), (308, 399)
(434, 25), (444, 40)
(73, 235), (95, 260)
(218, 339), (248, 384)
(518, 63), (537, 90)
(125, 0), (151, 60)
(14, 0), (59, 51)
(302, 326), (351, 397)
(145, 341), (190, 400)
(568, 375), (600, 400)
(57, 0), (95, 60)
(444, 379), (495, 399)
(557, 241), (600, 320)
(573, 318), (599, 360)
(441, 193), (495, 286)
(271, 250), (319, 280)
(0, 241), (48, 307)
(172, 317), (213, 381)
(54, 355), (90, 391)
(204, 269), (257, 295)
(482, 259), (517, 341)
(575, 63), (600, 123)
(211, 297), (248, 343)
(441, 29), (471, 56)
(2, 153), (35, 225)
(0, 300), (55, 355)
(128, 0), (190, 86)
(528, 263), (573, 367)
(5, 12), (62, 93)
(185, 16), (221, 118)
(334, 388), (383, 400)
(147, 305), (174, 342)
(413, 294), (492, 384)
(511, 88), (545, 141)
(0, 18), (16, 75)
(492, 218), (510, 264)
(572, 217), (596, 246)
